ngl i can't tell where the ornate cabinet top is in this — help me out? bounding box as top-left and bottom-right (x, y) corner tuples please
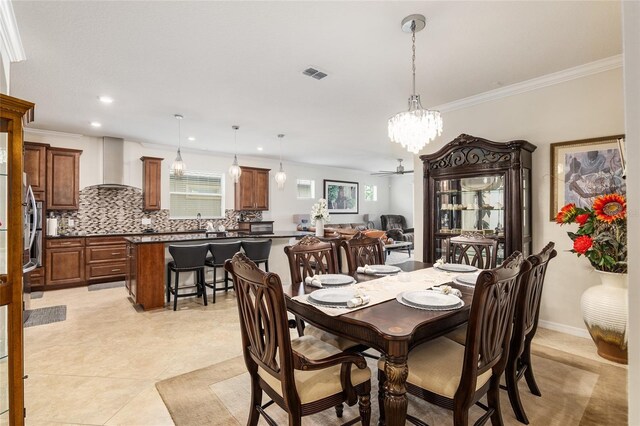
(420, 134), (536, 172)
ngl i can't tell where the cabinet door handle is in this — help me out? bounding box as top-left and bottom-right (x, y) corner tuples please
(111, 252), (120, 255)
(111, 269), (121, 272)
(60, 242), (72, 245)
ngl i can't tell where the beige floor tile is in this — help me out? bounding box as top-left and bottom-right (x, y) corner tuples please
(104, 385), (174, 426)
(25, 373), (150, 425)
(534, 328), (628, 368)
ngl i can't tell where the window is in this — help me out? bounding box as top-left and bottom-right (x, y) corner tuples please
(169, 170), (224, 218)
(296, 179), (315, 199)
(364, 184), (377, 201)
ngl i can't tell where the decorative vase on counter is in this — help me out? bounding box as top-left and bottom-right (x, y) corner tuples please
(315, 219), (324, 237)
(581, 270), (628, 364)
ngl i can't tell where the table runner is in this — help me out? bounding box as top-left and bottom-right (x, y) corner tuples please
(292, 267), (460, 317)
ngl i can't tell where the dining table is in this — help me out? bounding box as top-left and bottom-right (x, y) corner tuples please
(283, 260), (474, 426)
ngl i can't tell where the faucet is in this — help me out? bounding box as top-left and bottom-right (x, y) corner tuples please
(196, 213), (202, 230)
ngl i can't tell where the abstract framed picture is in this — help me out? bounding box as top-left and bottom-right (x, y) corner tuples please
(550, 135), (625, 220)
(323, 179), (359, 214)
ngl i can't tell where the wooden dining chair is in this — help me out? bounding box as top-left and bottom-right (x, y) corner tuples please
(224, 252), (372, 426)
(505, 242), (557, 424)
(284, 235), (359, 352)
(446, 232), (499, 269)
(378, 251), (531, 426)
(339, 231), (385, 275)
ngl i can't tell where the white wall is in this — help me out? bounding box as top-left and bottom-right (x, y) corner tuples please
(23, 130), (392, 231)
(413, 68), (625, 333)
(622, 1), (639, 423)
(389, 174), (414, 228)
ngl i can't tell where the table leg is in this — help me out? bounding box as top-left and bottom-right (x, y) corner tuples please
(383, 354), (409, 426)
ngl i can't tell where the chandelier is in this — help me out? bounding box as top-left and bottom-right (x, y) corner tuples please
(388, 14), (442, 154)
(228, 125), (242, 183)
(171, 114), (186, 177)
(274, 134), (287, 189)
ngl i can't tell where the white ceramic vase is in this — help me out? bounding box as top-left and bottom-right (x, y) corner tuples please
(580, 270), (628, 364)
(315, 219), (324, 237)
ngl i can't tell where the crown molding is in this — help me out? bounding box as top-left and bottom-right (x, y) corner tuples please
(25, 127), (83, 139)
(434, 54), (623, 113)
(0, 0), (26, 62)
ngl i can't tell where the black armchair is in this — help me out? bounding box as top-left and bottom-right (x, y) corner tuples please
(380, 215), (414, 243)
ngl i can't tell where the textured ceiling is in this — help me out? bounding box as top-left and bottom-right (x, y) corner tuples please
(10, 1), (622, 172)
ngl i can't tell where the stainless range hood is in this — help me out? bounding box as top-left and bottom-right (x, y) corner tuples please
(97, 136), (131, 189)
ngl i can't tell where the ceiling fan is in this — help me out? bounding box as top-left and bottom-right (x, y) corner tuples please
(371, 159), (414, 176)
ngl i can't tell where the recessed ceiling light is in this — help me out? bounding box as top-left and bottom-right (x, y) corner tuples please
(98, 96), (113, 104)
(188, 137), (196, 141)
(257, 147), (263, 151)
(90, 121), (102, 128)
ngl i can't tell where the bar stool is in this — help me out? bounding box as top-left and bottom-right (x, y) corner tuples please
(166, 244), (210, 311)
(205, 241), (242, 303)
(241, 239), (272, 271)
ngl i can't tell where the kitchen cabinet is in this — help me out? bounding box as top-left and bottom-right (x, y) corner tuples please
(45, 238), (85, 287)
(24, 142), (49, 201)
(0, 93), (35, 426)
(85, 236), (127, 283)
(126, 242), (164, 310)
(235, 166), (270, 211)
(141, 156), (163, 211)
(420, 134), (536, 264)
(47, 147), (82, 210)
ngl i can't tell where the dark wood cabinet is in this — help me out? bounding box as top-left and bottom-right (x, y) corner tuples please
(47, 147), (82, 210)
(141, 156), (163, 211)
(420, 134), (536, 264)
(85, 236), (127, 283)
(24, 142), (49, 201)
(126, 242), (164, 310)
(235, 166), (270, 211)
(45, 237), (85, 286)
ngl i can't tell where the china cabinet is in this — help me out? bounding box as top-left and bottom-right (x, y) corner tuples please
(420, 134), (536, 264)
(0, 93), (35, 426)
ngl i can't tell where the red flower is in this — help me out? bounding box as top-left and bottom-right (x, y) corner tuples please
(593, 194), (626, 223)
(556, 203), (576, 224)
(575, 214), (590, 226)
(573, 235), (593, 254)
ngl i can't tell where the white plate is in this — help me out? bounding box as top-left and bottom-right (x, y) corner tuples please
(434, 263), (478, 273)
(366, 265), (401, 274)
(395, 292), (464, 311)
(453, 272), (480, 286)
(401, 290), (462, 309)
(308, 288), (356, 306)
(316, 274), (356, 286)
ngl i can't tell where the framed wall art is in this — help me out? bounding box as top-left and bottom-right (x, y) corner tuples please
(323, 179), (359, 214)
(550, 135), (626, 220)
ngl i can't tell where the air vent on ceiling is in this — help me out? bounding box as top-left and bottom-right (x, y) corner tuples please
(303, 67), (328, 80)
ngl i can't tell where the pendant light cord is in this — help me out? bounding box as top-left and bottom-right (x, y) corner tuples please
(177, 118), (181, 152)
(411, 27), (416, 96)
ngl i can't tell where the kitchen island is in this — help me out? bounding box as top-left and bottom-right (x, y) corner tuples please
(124, 231), (310, 310)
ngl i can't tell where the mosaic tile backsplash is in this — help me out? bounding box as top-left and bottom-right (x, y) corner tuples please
(48, 186), (262, 235)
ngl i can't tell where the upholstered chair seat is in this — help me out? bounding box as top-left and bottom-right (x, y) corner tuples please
(379, 337), (492, 399)
(444, 324), (468, 346)
(259, 335), (371, 404)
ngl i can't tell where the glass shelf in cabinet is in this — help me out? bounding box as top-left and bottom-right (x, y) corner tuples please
(439, 208), (504, 211)
(436, 189), (504, 195)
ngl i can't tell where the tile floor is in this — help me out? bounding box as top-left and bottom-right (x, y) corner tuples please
(23, 284), (625, 425)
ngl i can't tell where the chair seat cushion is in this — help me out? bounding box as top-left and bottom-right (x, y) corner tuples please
(378, 337), (491, 399)
(259, 335), (371, 404)
(444, 324), (468, 346)
(304, 324), (360, 351)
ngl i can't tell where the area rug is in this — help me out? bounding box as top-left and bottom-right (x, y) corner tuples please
(156, 344), (627, 425)
(87, 281), (125, 291)
(24, 305), (67, 328)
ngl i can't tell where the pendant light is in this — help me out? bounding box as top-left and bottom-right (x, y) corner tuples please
(171, 114), (186, 176)
(228, 125), (242, 183)
(387, 14), (443, 154)
(274, 134), (287, 190)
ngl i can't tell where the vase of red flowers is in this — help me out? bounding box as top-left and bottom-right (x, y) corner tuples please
(556, 193), (627, 364)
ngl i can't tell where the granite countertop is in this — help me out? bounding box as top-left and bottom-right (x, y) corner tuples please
(46, 229), (216, 239)
(123, 231), (311, 244)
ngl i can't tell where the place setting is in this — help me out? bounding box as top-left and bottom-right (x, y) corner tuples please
(306, 288), (370, 309)
(396, 286), (465, 311)
(303, 273), (356, 288)
(356, 264), (402, 276)
(433, 258), (479, 273)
